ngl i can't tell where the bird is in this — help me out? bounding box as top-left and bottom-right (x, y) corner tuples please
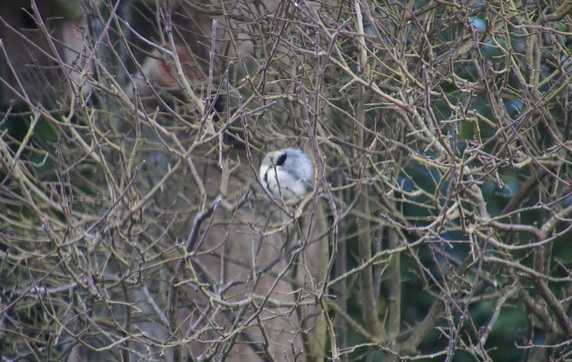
(259, 148), (314, 205)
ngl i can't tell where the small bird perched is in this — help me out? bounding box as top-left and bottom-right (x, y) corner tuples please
(259, 148), (314, 205)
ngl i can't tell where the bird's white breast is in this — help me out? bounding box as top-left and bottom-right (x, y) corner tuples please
(262, 166), (308, 203)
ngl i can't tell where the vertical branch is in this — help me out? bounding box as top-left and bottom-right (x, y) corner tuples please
(357, 189), (385, 340)
(387, 228), (401, 338)
(167, 278), (181, 362)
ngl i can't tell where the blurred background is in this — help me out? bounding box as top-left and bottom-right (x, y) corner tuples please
(1, 1), (571, 361)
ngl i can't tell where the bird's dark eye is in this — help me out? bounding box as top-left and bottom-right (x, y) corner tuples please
(276, 153), (287, 166)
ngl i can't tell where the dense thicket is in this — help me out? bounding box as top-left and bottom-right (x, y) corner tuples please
(1, 1), (571, 361)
